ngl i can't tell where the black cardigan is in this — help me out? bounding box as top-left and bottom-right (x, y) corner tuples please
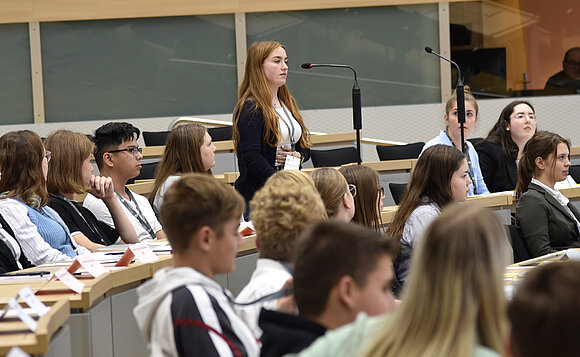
(234, 100), (310, 205)
(0, 214), (34, 273)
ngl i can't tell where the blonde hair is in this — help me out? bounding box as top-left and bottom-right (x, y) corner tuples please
(445, 85), (479, 117)
(45, 130), (94, 195)
(150, 123), (211, 206)
(363, 203), (508, 357)
(338, 165), (383, 231)
(311, 168), (349, 219)
(250, 170), (326, 261)
(232, 41), (310, 151)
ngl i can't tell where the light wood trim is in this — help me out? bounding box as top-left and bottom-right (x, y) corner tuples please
(0, 0), (465, 24)
(29, 22), (45, 123)
(235, 12), (247, 88)
(570, 145), (580, 156)
(438, 2), (452, 101)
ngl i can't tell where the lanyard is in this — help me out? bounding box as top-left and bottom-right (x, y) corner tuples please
(445, 129), (478, 195)
(115, 188), (157, 240)
(52, 194), (107, 245)
(274, 101), (296, 151)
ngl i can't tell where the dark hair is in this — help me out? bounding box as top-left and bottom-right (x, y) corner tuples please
(508, 261), (580, 357)
(481, 100), (535, 160)
(160, 173), (244, 252)
(386, 145), (465, 240)
(93, 122), (140, 169)
(564, 47), (580, 63)
(515, 131), (570, 198)
(0, 130), (49, 207)
(293, 221), (398, 318)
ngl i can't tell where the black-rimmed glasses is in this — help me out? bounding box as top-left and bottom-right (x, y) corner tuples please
(108, 146), (142, 158)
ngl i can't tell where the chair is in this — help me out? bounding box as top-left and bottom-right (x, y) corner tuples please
(376, 142), (424, 161)
(389, 183), (408, 205)
(508, 224), (532, 263)
(143, 131), (169, 146)
(569, 164), (580, 183)
(310, 147), (359, 167)
(208, 126), (233, 142)
(128, 162), (159, 184)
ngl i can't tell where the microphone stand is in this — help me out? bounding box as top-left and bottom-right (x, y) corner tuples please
(301, 63), (362, 164)
(424, 47), (466, 155)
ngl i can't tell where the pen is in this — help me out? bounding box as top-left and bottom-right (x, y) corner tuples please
(0, 271), (52, 277)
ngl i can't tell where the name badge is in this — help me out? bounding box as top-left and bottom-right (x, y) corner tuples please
(283, 155), (301, 171)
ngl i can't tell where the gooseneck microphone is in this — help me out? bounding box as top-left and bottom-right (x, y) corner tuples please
(301, 62), (362, 164)
(424, 46), (466, 155)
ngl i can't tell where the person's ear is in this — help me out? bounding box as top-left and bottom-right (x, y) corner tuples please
(336, 275), (357, 309)
(535, 156), (545, 170)
(343, 193), (352, 209)
(195, 226), (213, 253)
(102, 152), (114, 168)
(444, 113), (450, 126)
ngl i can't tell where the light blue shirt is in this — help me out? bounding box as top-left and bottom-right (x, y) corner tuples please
(421, 130), (490, 196)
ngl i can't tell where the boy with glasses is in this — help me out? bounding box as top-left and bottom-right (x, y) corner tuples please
(84, 122), (165, 241)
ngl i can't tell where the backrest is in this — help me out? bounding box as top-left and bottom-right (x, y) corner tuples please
(311, 147), (359, 167)
(569, 164), (580, 183)
(142, 131), (170, 146)
(509, 224), (532, 263)
(376, 142), (424, 161)
(207, 126), (233, 142)
(388, 182), (408, 205)
(127, 161), (159, 183)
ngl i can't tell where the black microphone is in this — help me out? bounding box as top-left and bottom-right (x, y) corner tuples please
(301, 62), (362, 164)
(424, 46), (466, 155)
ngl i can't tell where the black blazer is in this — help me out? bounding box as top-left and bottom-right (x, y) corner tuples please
(475, 140), (518, 193)
(0, 214), (34, 274)
(234, 101), (310, 205)
(516, 183), (580, 257)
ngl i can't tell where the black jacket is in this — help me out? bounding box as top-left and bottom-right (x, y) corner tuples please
(0, 214), (34, 274)
(234, 101), (310, 205)
(259, 309), (326, 357)
(475, 140), (518, 193)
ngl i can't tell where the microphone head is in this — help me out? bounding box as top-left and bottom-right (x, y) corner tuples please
(424, 46), (433, 54)
(301, 63), (312, 69)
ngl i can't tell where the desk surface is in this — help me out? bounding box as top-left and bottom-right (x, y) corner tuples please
(0, 299), (70, 355)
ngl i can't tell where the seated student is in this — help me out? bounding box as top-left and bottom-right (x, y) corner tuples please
(292, 204), (509, 357)
(508, 261), (580, 357)
(83, 122), (166, 241)
(476, 101), (537, 193)
(515, 131), (580, 257)
(150, 123), (216, 213)
(133, 173), (259, 357)
(259, 221), (398, 357)
(235, 170), (326, 336)
(422, 86), (489, 196)
(338, 165), (384, 231)
(386, 145), (471, 294)
(0, 130), (88, 263)
(45, 130), (139, 252)
(311, 168), (355, 222)
(0, 214), (34, 273)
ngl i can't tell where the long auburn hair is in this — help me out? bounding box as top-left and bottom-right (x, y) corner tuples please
(480, 100), (536, 160)
(0, 130), (49, 207)
(149, 123), (211, 206)
(515, 131), (570, 198)
(45, 130), (94, 195)
(232, 41), (310, 151)
(385, 145), (465, 240)
(363, 203), (509, 357)
(338, 165), (382, 231)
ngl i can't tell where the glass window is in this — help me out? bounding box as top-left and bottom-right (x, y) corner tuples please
(450, 0), (580, 98)
(41, 15), (237, 123)
(0, 24), (33, 124)
(246, 5), (441, 110)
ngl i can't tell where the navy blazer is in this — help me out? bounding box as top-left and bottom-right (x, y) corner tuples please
(516, 182), (580, 257)
(476, 140), (518, 193)
(234, 101), (310, 205)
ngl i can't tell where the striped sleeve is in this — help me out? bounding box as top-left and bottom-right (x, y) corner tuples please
(171, 285), (249, 357)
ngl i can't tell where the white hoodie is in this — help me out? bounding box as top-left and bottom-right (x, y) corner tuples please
(134, 267), (259, 357)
